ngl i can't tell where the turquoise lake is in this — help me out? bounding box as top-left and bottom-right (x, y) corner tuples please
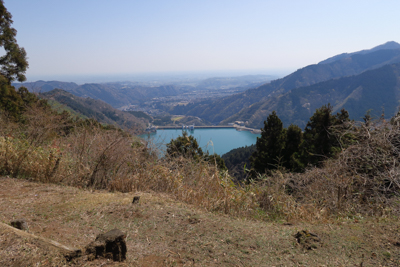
(139, 128), (261, 156)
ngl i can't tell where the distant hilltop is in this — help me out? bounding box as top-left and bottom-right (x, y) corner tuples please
(319, 41), (400, 64)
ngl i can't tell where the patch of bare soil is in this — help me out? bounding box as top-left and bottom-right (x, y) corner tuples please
(1, 176), (400, 266)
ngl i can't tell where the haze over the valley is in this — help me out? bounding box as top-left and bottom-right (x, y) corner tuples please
(7, 0), (399, 83)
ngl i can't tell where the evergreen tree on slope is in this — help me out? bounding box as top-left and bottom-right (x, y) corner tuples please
(0, 0), (32, 120)
(251, 111), (286, 173)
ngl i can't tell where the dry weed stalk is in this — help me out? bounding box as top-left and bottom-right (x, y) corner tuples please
(247, 172), (316, 221)
(126, 155), (257, 216)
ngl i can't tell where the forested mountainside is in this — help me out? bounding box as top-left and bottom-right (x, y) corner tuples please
(171, 42), (400, 124)
(40, 89), (147, 130)
(224, 63), (400, 129)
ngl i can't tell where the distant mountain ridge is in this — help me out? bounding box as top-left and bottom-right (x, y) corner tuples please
(13, 75), (275, 109)
(195, 75), (275, 91)
(14, 81), (182, 108)
(13, 80), (79, 92)
(70, 83), (181, 108)
(13, 42), (400, 129)
(223, 63), (400, 129)
(318, 41), (400, 64)
(172, 41), (400, 125)
(40, 89), (147, 130)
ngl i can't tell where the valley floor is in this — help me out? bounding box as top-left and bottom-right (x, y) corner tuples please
(1, 176), (399, 266)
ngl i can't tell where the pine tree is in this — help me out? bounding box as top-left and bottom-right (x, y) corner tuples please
(301, 105), (350, 167)
(166, 131), (204, 159)
(283, 124), (303, 172)
(251, 111), (286, 173)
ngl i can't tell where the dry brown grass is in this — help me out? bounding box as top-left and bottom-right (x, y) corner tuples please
(2, 105), (400, 225)
(1, 177), (400, 266)
(0, 106), (257, 220)
(2, 105), (400, 265)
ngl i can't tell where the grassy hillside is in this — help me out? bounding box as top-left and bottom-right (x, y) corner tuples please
(1, 177), (400, 266)
(45, 98), (88, 120)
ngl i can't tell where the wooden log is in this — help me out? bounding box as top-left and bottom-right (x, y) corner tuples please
(0, 222), (82, 260)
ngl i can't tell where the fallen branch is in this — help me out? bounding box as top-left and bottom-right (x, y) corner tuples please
(0, 222), (82, 260)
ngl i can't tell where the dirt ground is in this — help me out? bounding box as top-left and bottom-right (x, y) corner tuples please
(1, 176), (400, 266)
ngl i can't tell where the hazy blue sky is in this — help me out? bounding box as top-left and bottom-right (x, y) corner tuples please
(6, 0), (400, 80)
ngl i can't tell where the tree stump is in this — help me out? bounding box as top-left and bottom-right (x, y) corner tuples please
(10, 219), (28, 231)
(294, 230), (321, 250)
(85, 229), (127, 261)
(132, 196), (140, 204)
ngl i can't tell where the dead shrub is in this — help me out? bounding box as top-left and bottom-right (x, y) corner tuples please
(286, 119), (400, 217)
(58, 126), (146, 189)
(0, 105), (70, 180)
(246, 171), (324, 222)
